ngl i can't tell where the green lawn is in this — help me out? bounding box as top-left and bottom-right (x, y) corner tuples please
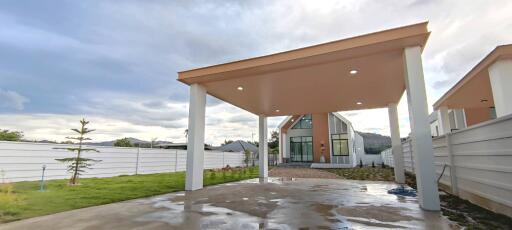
(0, 167), (258, 223)
(324, 167), (395, 181)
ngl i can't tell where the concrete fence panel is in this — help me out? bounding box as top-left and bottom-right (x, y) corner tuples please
(0, 141), (245, 182)
(380, 114), (512, 217)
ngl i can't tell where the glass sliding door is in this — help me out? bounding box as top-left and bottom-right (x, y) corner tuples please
(290, 139), (302, 162)
(290, 136), (313, 162)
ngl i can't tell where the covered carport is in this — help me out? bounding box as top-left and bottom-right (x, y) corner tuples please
(178, 22), (440, 211)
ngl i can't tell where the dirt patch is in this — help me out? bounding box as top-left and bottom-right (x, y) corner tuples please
(323, 167), (395, 181)
(269, 167), (340, 179)
(404, 173), (512, 230)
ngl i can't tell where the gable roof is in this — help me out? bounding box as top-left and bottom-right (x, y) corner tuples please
(217, 140), (258, 153)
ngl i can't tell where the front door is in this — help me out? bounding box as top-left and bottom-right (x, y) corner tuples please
(290, 136), (313, 162)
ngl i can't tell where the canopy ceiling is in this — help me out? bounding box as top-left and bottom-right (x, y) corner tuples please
(433, 45), (512, 110)
(178, 22), (430, 116)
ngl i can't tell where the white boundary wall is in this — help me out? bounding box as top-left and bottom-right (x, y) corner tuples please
(381, 114), (512, 217)
(0, 141), (245, 182)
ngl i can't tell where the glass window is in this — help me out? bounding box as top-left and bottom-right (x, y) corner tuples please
(291, 137), (302, 142)
(292, 114), (313, 129)
(332, 135), (349, 156)
(289, 136), (313, 162)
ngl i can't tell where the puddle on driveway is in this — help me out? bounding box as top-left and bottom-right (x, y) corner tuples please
(0, 178), (457, 230)
(133, 178), (456, 229)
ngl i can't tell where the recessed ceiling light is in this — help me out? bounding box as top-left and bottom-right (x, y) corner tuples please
(291, 119), (294, 122)
(350, 69), (358, 75)
(356, 102), (363, 105)
(237, 86), (244, 91)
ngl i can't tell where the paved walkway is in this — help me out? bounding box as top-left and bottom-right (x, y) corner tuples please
(0, 178), (457, 230)
(269, 167), (340, 179)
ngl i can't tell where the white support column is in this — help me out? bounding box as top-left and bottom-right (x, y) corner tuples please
(489, 59), (512, 117)
(403, 46), (441, 211)
(259, 116), (268, 178)
(185, 84), (206, 191)
(453, 109), (466, 130)
(437, 106), (451, 135)
(388, 103), (405, 184)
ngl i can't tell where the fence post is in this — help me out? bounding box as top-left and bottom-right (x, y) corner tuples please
(446, 134), (458, 195)
(222, 152), (225, 167)
(175, 150), (179, 172)
(409, 140), (415, 173)
(135, 148), (140, 175)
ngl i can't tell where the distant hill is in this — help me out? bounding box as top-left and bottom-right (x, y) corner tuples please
(357, 132), (392, 155)
(85, 137), (173, 148)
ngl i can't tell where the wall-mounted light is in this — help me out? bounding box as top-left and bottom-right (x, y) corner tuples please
(356, 102), (363, 105)
(350, 69), (358, 75)
(237, 86), (244, 91)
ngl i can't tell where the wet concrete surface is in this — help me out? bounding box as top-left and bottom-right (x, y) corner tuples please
(0, 178), (458, 229)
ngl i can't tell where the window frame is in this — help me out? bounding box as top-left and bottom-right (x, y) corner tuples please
(290, 136), (313, 162)
(331, 134), (349, 156)
(291, 114), (313, 129)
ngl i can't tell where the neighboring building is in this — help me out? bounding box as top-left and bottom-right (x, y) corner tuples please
(278, 113), (374, 168)
(428, 109), (470, 137)
(156, 143), (215, 150)
(217, 140), (258, 154)
(217, 140), (259, 166)
(431, 45), (510, 136)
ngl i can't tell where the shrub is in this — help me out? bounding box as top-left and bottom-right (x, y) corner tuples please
(209, 170), (217, 181)
(0, 170), (20, 218)
(113, 138), (133, 147)
(359, 159), (363, 168)
(371, 161), (375, 168)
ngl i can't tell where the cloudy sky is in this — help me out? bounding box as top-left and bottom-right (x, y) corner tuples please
(1, 0), (511, 145)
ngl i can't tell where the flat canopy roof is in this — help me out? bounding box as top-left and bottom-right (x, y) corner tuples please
(433, 45), (512, 110)
(178, 22), (430, 116)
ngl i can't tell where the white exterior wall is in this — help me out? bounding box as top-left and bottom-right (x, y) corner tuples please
(489, 59), (512, 117)
(329, 113), (356, 166)
(352, 132), (382, 166)
(430, 120), (440, 137)
(0, 142), (246, 183)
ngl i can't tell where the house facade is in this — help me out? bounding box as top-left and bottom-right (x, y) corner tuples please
(278, 113), (365, 167)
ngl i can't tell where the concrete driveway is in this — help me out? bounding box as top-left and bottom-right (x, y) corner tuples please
(0, 178), (456, 229)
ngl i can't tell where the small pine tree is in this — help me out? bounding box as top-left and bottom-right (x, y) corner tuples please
(372, 161), (375, 168)
(243, 150), (251, 167)
(55, 119), (100, 185)
(359, 159), (363, 168)
(381, 162), (386, 168)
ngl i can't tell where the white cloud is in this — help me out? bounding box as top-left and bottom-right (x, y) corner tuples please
(1, 1), (511, 145)
(0, 89), (29, 110)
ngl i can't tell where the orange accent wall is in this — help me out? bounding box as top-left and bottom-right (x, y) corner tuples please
(465, 107), (492, 126)
(312, 113), (330, 163)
